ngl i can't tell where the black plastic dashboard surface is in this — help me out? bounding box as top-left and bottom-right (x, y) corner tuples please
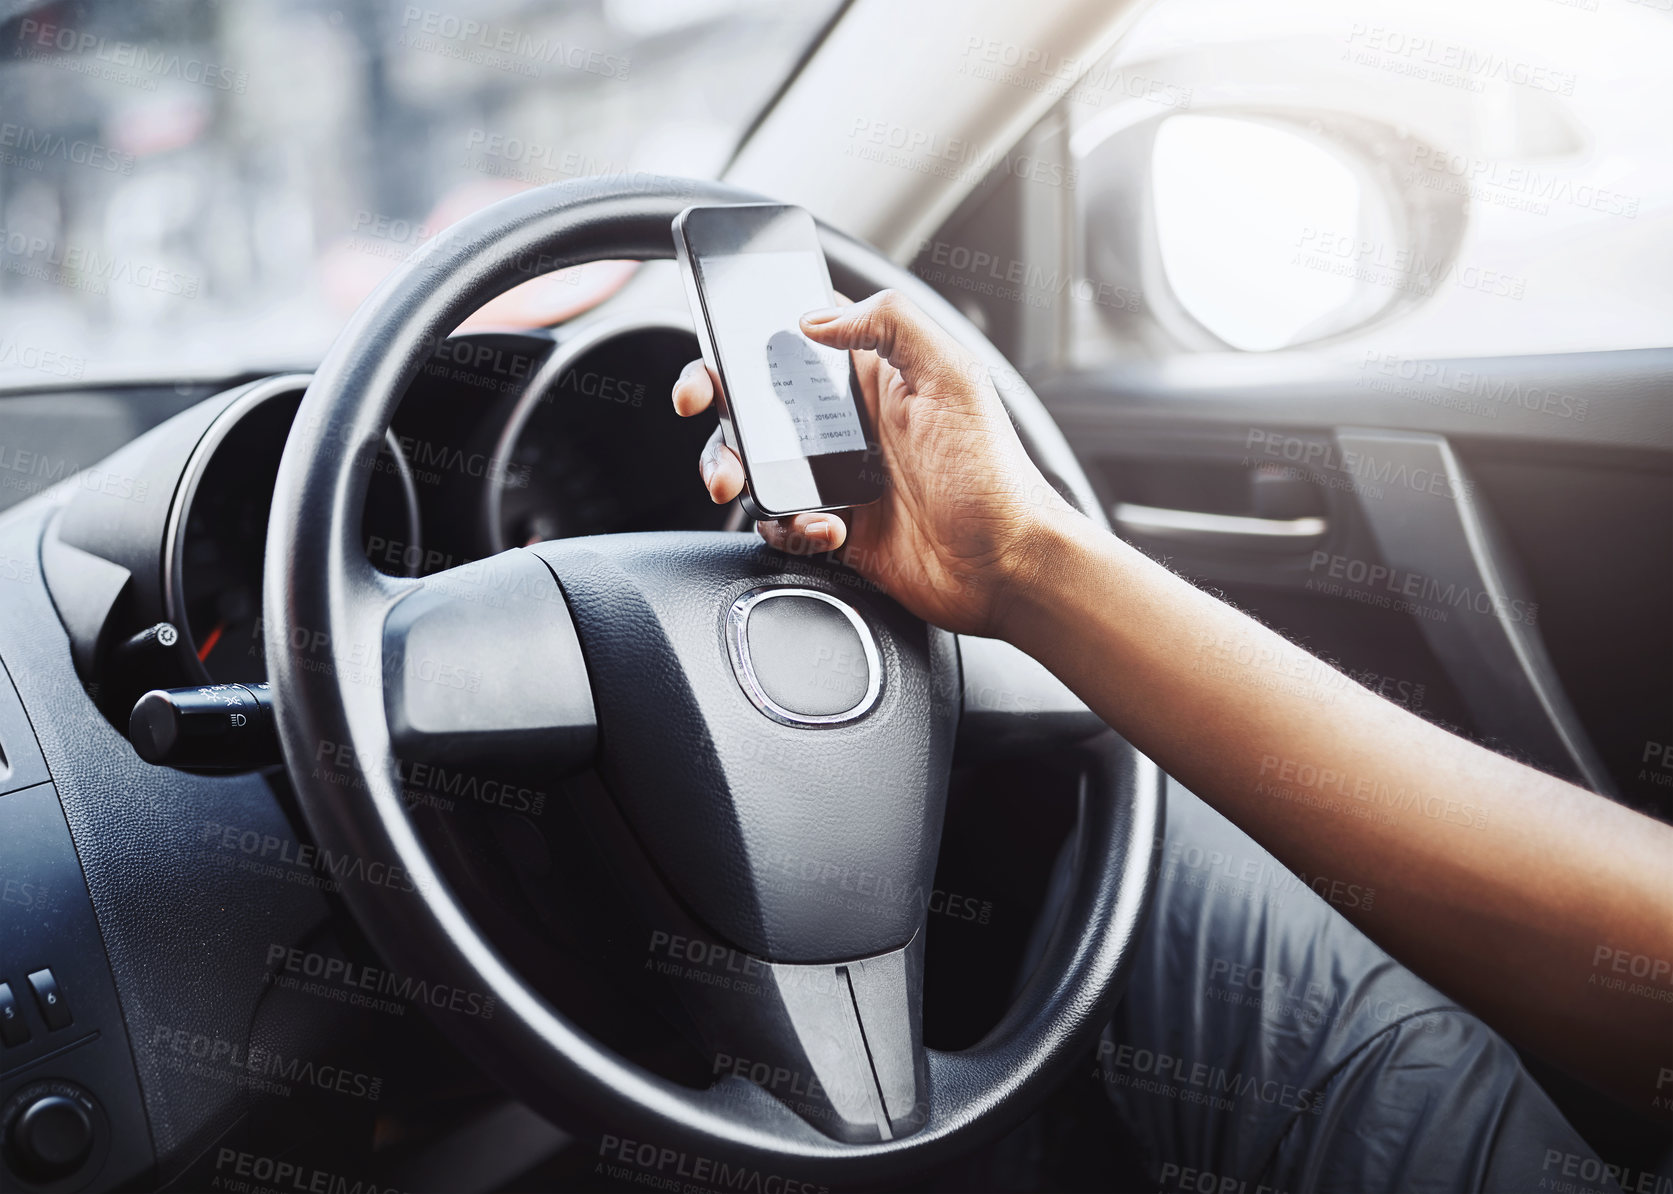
(0, 501), (332, 1185)
(0, 774), (153, 1191)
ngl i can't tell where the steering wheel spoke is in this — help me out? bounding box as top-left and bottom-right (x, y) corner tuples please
(676, 933), (927, 1143)
(956, 635), (1105, 761)
(380, 548), (595, 775)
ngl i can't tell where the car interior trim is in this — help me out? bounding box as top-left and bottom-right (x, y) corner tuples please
(723, 586), (885, 728)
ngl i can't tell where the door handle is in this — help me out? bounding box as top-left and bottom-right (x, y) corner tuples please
(1111, 502), (1328, 548)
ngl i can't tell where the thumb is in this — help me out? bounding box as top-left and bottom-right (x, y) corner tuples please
(800, 288), (972, 395)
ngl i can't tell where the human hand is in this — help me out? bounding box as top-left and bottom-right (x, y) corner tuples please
(671, 289), (1078, 638)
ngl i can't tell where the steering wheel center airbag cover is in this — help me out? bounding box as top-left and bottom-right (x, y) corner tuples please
(530, 534), (955, 963)
(727, 587), (881, 724)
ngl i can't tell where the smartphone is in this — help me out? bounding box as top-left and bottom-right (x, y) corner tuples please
(672, 203), (886, 520)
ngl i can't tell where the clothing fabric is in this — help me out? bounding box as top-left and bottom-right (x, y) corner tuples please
(1098, 778), (1619, 1194)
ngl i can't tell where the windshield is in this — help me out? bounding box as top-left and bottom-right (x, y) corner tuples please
(0, 0), (841, 385)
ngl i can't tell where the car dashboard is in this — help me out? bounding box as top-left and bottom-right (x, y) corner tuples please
(34, 310), (732, 721)
(0, 307), (753, 1191)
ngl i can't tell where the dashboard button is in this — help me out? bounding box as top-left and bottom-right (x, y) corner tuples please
(25, 970), (71, 1031)
(0, 984), (26, 1046)
(8, 1093), (94, 1180)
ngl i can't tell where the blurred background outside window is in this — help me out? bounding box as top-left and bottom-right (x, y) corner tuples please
(0, 0), (839, 385)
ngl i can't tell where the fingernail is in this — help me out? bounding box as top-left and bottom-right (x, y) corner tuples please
(700, 457), (716, 487)
(801, 307), (840, 325)
(805, 519), (831, 539)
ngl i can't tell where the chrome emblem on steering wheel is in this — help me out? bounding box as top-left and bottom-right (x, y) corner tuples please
(724, 587), (882, 727)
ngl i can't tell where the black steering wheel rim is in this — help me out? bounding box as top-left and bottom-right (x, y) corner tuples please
(263, 177), (1161, 1184)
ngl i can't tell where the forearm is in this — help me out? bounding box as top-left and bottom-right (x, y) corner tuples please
(1001, 510), (1673, 1109)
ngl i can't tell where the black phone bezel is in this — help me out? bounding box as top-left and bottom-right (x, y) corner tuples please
(673, 203), (885, 519)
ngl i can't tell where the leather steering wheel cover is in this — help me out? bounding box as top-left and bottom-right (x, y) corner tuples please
(263, 177), (1161, 1181)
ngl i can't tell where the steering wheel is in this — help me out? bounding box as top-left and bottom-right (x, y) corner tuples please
(264, 178), (1161, 1186)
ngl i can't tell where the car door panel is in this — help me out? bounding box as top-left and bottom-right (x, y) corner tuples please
(1034, 349), (1673, 815)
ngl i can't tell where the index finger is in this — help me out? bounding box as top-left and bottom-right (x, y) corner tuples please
(672, 358), (714, 417)
(799, 289), (973, 395)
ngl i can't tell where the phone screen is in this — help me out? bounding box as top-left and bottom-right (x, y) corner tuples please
(699, 251), (866, 465)
(677, 203), (886, 517)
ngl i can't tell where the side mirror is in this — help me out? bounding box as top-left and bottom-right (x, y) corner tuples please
(1080, 109), (1467, 353)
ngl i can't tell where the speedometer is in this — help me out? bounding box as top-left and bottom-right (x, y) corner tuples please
(163, 377), (420, 683)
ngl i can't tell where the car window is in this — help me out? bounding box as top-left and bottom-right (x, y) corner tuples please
(0, 0), (840, 385)
(1060, 0), (1673, 363)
